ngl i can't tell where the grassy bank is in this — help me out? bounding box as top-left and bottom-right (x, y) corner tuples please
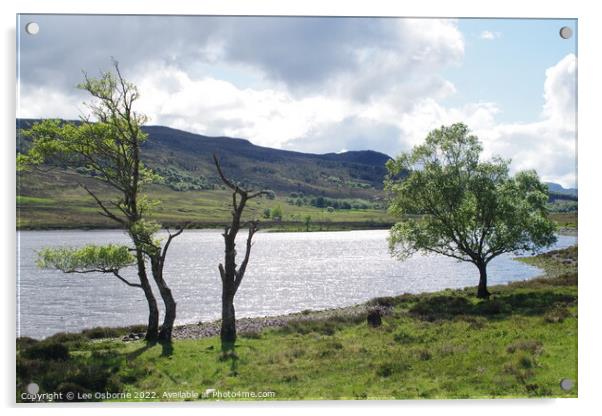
(17, 245), (577, 401)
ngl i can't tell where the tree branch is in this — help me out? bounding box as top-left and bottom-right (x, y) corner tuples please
(81, 184), (126, 225)
(213, 154), (238, 191)
(63, 268), (141, 288)
(218, 263), (226, 283)
(160, 227), (184, 267)
(234, 221), (258, 292)
(112, 271), (143, 288)
(248, 190), (271, 199)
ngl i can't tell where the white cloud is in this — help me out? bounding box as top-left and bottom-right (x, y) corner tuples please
(17, 17), (576, 188)
(467, 54), (576, 187)
(18, 85), (86, 120)
(480, 30), (501, 40)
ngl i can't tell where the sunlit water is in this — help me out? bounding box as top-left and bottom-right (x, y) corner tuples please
(17, 229), (576, 339)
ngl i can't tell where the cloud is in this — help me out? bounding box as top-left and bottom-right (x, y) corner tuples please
(18, 16), (463, 99)
(480, 30), (501, 40)
(18, 16), (465, 151)
(17, 16), (576, 187)
(469, 54), (577, 187)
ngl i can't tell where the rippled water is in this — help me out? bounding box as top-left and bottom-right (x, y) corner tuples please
(17, 229), (576, 339)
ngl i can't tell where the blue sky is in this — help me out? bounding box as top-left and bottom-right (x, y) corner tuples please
(445, 18), (577, 123)
(17, 16), (578, 186)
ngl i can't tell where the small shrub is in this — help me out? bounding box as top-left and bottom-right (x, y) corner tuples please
(518, 354), (535, 369)
(417, 349), (432, 361)
(544, 305), (571, 323)
(475, 299), (511, 315)
(506, 340), (543, 355)
(410, 295), (471, 318)
(376, 361), (410, 378)
(23, 341), (69, 361)
(55, 382), (90, 401)
(240, 330), (262, 339)
(455, 315), (487, 329)
(46, 332), (87, 348)
(393, 330), (417, 344)
(16, 337), (39, 351)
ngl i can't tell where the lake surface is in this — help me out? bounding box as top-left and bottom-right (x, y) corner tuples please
(17, 229), (576, 339)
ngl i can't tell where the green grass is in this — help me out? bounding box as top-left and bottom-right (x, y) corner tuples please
(17, 246), (577, 402)
(549, 212), (578, 229)
(17, 169), (395, 230)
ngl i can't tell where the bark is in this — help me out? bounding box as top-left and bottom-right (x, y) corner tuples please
(476, 262), (491, 299)
(135, 249), (159, 341)
(153, 265), (177, 342)
(153, 229), (183, 343)
(219, 225), (238, 351)
(213, 154), (266, 353)
(220, 291), (236, 351)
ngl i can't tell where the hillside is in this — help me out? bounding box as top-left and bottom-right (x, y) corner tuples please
(16, 119), (395, 229)
(17, 119), (391, 200)
(16, 119), (577, 230)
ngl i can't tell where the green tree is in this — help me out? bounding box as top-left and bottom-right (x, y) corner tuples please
(385, 123), (557, 298)
(37, 244), (141, 287)
(18, 62), (182, 342)
(304, 215), (312, 232)
(271, 205), (283, 221)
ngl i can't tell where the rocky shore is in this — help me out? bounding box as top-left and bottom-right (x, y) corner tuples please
(167, 303), (390, 341)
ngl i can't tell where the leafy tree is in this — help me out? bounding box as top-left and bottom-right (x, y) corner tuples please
(304, 215), (312, 232)
(18, 62), (182, 342)
(212, 154), (269, 353)
(262, 208), (271, 219)
(37, 245), (142, 287)
(271, 205), (283, 221)
(385, 123), (557, 298)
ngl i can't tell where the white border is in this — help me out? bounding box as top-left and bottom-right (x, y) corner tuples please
(2, 1), (601, 415)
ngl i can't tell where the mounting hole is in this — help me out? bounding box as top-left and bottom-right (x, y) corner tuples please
(26, 382), (39, 394)
(560, 378), (574, 391)
(25, 22), (39, 35)
(559, 26), (572, 40)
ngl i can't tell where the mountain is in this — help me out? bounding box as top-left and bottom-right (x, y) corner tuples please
(17, 119), (392, 199)
(545, 182), (578, 198)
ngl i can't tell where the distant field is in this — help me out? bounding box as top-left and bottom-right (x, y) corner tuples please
(17, 169), (577, 231)
(17, 169), (395, 230)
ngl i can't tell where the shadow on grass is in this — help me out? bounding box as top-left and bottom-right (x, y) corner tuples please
(126, 340), (157, 362)
(409, 290), (576, 322)
(17, 340), (127, 402)
(160, 340), (174, 357)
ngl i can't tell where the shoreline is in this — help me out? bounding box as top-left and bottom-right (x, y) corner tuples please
(20, 243), (576, 342)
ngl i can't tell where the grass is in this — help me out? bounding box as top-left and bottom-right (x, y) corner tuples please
(17, 246), (577, 402)
(17, 169), (394, 230)
(17, 169), (575, 231)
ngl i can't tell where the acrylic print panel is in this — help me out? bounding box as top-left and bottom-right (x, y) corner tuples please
(16, 15), (577, 402)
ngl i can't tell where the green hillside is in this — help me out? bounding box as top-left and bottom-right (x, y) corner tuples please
(16, 119), (395, 229)
(16, 119), (577, 230)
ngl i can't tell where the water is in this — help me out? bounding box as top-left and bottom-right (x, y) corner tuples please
(17, 229), (576, 339)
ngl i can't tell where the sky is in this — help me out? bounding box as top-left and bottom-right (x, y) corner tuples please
(17, 15), (577, 187)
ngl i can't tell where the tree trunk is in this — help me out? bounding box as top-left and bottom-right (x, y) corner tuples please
(157, 279), (177, 342)
(221, 291), (236, 351)
(135, 251), (159, 341)
(476, 262), (491, 299)
(149, 258), (177, 343)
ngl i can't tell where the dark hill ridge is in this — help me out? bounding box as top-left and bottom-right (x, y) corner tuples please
(17, 119), (392, 199)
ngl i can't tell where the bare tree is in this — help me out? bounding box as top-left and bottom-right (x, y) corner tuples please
(213, 154), (268, 352)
